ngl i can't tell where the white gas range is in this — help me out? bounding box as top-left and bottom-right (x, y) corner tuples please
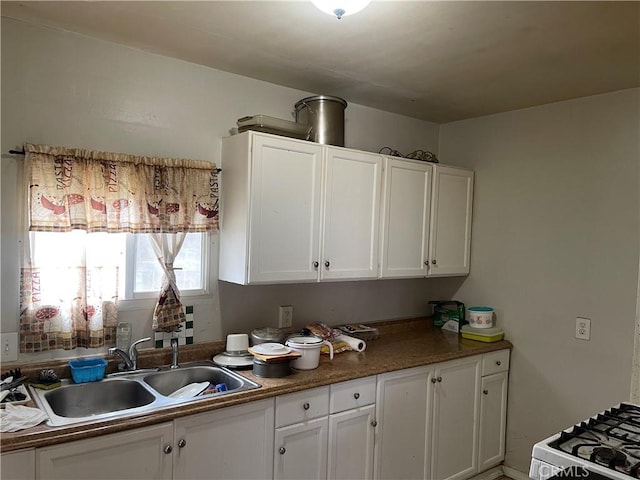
(530, 403), (640, 480)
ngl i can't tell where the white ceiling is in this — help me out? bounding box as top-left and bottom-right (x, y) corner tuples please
(2, 1), (639, 123)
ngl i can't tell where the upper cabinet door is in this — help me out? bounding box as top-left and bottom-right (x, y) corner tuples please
(248, 135), (324, 283)
(321, 148), (382, 281)
(379, 158), (432, 278)
(427, 165), (474, 277)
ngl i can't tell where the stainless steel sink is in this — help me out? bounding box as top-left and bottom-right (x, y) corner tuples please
(30, 361), (260, 427)
(42, 379), (155, 418)
(143, 365), (254, 397)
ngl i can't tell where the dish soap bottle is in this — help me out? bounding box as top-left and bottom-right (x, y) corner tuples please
(116, 322), (132, 370)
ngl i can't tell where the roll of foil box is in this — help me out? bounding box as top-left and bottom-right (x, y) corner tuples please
(340, 334), (366, 352)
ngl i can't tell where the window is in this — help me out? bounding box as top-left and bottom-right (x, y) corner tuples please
(30, 231), (208, 302)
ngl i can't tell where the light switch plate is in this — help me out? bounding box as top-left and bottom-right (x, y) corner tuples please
(0, 332), (19, 362)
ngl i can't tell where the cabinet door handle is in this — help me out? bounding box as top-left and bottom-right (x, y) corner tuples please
(163, 445), (173, 454)
(303, 402), (310, 410)
(279, 447), (286, 455)
(324, 261), (330, 269)
(353, 392), (360, 400)
(483, 389), (489, 395)
(431, 259), (437, 265)
(371, 420), (378, 427)
(424, 261), (429, 266)
(313, 261), (319, 268)
(437, 376), (442, 383)
(178, 439), (187, 448)
(431, 377), (437, 384)
(496, 360), (502, 366)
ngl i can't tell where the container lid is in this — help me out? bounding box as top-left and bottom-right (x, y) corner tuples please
(468, 306), (494, 312)
(461, 325), (503, 336)
(294, 95), (348, 110)
(286, 335), (323, 345)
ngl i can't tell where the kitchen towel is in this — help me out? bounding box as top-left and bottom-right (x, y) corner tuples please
(339, 333), (366, 352)
(0, 403), (48, 432)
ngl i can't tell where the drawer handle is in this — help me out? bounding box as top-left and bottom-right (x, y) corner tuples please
(496, 360), (502, 366)
(163, 445), (173, 454)
(483, 389), (489, 395)
(279, 447), (286, 455)
(303, 402), (310, 410)
(178, 439), (187, 448)
(371, 420), (378, 427)
(353, 392), (360, 400)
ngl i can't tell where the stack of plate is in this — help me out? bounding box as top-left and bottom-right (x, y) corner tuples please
(237, 115), (311, 140)
(460, 325), (504, 343)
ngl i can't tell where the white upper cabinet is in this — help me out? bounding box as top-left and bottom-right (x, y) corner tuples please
(219, 131), (472, 284)
(321, 148), (382, 281)
(219, 133), (323, 284)
(219, 132), (382, 284)
(427, 165), (474, 277)
(379, 157), (433, 278)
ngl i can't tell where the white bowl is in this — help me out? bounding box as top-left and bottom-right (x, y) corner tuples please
(226, 333), (249, 353)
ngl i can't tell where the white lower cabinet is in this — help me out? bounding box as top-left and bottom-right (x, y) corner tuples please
(328, 377), (377, 480)
(36, 422), (174, 480)
(478, 350), (510, 471)
(173, 398), (274, 480)
(274, 387), (330, 480)
(1, 448), (35, 480)
(374, 356), (483, 480)
(35, 398), (274, 480)
(429, 357), (481, 480)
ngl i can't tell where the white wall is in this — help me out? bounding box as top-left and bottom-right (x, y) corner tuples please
(440, 88), (640, 473)
(1, 18), (447, 361)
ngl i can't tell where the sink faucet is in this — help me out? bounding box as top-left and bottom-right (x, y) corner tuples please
(108, 337), (151, 371)
(170, 337), (179, 369)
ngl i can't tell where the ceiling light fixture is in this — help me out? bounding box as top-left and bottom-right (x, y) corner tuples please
(311, 0), (371, 19)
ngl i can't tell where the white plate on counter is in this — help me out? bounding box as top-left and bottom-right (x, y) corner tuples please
(213, 353), (254, 369)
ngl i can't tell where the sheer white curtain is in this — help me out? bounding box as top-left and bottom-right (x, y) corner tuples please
(150, 233), (187, 333)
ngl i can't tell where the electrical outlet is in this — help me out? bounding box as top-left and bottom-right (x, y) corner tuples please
(575, 317), (591, 341)
(279, 305), (293, 328)
(0, 333), (18, 362)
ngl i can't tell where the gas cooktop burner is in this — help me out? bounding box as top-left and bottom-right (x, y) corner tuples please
(592, 447), (627, 468)
(549, 404), (640, 478)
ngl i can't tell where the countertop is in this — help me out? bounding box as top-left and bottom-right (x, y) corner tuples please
(0, 318), (512, 453)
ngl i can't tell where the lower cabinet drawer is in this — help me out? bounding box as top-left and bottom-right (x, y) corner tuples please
(276, 386), (330, 427)
(482, 350), (510, 376)
(330, 376), (376, 414)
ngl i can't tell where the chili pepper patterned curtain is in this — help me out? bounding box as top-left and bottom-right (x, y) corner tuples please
(20, 144), (219, 352)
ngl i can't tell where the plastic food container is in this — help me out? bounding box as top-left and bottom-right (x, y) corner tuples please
(461, 325), (504, 342)
(69, 358), (107, 383)
(468, 307), (494, 329)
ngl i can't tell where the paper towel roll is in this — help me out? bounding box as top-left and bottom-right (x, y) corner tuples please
(340, 334), (366, 352)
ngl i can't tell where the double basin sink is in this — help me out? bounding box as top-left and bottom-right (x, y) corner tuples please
(30, 362), (260, 427)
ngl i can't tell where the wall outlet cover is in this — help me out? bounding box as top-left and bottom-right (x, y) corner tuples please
(0, 332), (19, 362)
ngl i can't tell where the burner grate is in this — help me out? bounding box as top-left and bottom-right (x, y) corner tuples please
(550, 404), (640, 478)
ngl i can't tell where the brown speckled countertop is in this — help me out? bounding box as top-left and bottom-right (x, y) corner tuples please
(0, 318), (512, 453)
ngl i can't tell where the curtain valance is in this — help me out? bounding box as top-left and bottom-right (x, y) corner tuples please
(26, 143), (219, 233)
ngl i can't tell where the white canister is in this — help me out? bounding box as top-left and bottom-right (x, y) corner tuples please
(468, 307), (494, 329)
(286, 335), (334, 370)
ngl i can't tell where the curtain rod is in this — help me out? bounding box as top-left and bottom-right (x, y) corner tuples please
(5, 148), (221, 172)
